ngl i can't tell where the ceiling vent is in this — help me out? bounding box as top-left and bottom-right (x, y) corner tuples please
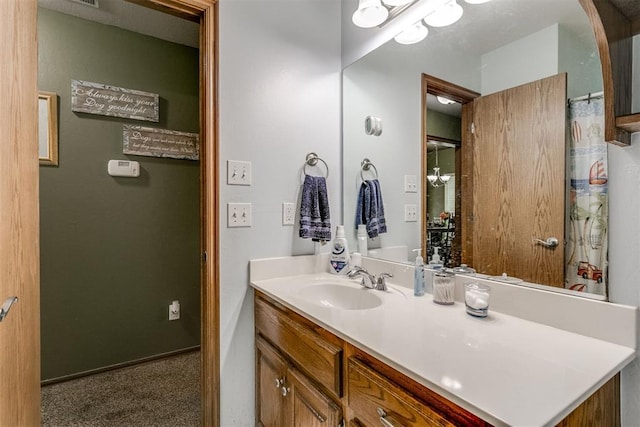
(68, 0), (99, 8)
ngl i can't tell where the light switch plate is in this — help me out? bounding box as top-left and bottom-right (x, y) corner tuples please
(404, 175), (417, 193)
(227, 203), (252, 227)
(227, 160), (252, 185)
(404, 204), (417, 222)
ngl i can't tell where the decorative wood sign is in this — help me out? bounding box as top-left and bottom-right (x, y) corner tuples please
(71, 80), (159, 122)
(123, 125), (199, 161)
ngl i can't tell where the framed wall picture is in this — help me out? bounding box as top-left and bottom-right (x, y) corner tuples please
(39, 91), (58, 166)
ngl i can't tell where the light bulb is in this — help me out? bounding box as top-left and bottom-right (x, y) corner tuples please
(352, 0), (389, 28)
(382, 0), (413, 5)
(436, 96), (456, 105)
(424, 0), (463, 28)
(394, 21), (428, 45)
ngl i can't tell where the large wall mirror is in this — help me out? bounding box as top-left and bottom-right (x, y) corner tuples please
(342, 0), (609, 299)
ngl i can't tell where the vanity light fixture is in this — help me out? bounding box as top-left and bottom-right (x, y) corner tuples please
(424, 0), (464, 27)
(352, 0), (389, 28)
(357, 0), (491, 44)
(427, 146), (451, 187)
(436, 96), (456, 105)
(394, 21), (429, 44)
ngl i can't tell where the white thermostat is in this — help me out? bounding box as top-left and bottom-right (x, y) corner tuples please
(108, 159), (140, 177)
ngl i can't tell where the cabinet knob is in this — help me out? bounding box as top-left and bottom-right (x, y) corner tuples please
(274, 377), (284, 389)
(281, 386), (290, 397)
(376, 407), (395, 427)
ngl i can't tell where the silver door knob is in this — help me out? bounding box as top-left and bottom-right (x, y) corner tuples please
(0, 297), (18, 322)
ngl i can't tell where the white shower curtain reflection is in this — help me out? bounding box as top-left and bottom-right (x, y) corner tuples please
(565, 97), (608, 297)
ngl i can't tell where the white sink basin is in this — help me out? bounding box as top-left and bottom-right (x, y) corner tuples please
(296, 283), (383, 310)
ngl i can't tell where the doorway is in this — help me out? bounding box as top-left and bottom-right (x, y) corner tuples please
(421, 73), (478, 266)
(34, 1), (219, 425)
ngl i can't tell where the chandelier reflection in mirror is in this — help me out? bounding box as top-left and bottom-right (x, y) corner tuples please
(352, 0), (492, 45)
(427, 145), (450, 187)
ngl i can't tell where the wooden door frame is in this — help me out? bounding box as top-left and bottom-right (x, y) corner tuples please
(127, 1), (219, 425)
(421, 74), (478, 264)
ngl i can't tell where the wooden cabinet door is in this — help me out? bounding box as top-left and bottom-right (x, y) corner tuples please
(472, 73), (567, 286)
(286, 366), (342, 427)
(256, 337), (288, 427)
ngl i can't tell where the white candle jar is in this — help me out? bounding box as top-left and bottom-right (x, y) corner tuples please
(464, 282), (491, 317)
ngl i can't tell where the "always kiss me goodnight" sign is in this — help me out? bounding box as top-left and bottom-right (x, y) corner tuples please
(71, 80), (159, 122)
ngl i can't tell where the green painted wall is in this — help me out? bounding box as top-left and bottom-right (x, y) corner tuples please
(38, 8), (200, 381)
(426, 109), (461, 141)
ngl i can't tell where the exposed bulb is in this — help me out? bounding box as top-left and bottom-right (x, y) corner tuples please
(394, 21), (428, 45)
(352, 0), (389, 28)
(436, 96), (456, 105)
(382, 0), (413, 5)
(424, 0), (463, 27)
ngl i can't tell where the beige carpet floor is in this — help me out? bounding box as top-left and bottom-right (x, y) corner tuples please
(41, 351), (200, 427)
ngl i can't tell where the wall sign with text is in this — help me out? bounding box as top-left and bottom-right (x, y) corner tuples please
(71, 80), (159, 122)
(123, 125), (199, 161)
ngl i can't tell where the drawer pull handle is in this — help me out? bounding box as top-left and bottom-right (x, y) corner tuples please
(376, 407), (395, 427)
(274, 377), (284, 389)
(281, 386), (291, 397)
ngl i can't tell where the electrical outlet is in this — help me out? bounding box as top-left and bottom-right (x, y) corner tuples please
(282, 202), (295, 225)
(404, 204), (417, 222)
(404, 175), (417, 193)
(227, 203), (252, 227)
(227, 160), (252, 186)
(169, 300), (180, 321)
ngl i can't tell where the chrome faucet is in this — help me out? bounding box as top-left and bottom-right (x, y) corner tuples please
(347, 266), (376, 289)
(347, 267), (393, 291)
(375, 272), (393, 291)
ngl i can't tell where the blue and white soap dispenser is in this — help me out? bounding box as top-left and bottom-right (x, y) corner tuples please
(413, 249), (425, 296)
(329, 225), (350, 275)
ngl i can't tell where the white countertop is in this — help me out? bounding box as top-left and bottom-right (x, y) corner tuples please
(250, 271), (636, 426)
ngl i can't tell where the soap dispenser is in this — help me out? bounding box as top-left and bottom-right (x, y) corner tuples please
(428, 247), (443, 270)
(329, 225), (350, 275)
(356, 224), (368, 256)
(412, 249), (425, 296)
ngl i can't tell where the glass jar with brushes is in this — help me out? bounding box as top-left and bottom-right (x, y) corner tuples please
(433, 269), (455, 305)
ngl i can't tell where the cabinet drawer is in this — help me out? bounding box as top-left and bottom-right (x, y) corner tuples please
(348, 358), (455, 427)
(255, 295), (342, 397)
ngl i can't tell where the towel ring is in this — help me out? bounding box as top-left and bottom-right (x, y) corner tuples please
(360, 158), (378, 181)
(304, 152), (329, 179)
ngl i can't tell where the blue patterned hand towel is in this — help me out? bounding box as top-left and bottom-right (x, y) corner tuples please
(299, 175), (331, 242)
(355, 179), (387, 238)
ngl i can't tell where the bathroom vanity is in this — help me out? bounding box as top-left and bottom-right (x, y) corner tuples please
(250, 255), (637, 426)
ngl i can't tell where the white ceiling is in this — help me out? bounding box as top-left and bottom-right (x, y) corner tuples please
(38, 0), (199, 48)
(422, 0), (594, 57)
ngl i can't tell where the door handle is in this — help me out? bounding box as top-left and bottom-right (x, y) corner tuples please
(532, 237), (559, 249)
(0, 297), (18, 322)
